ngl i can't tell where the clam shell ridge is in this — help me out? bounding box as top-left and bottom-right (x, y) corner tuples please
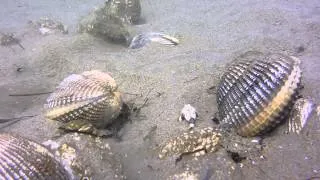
(217, 54), (301, 137)
(0, 133), (69, 179)
(44, 70), (123, 128)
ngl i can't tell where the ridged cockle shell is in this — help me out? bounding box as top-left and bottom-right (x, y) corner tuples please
(44, 70), (123, 128)
(217, 54), (302, 137)
(0, 133), (70, 179)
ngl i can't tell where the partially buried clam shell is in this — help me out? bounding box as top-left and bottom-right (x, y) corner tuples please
(217, 54), (302, 137)
(44, 70), (123, 129)
(0, 133), (70, 179)
(78, 0), (141, 43)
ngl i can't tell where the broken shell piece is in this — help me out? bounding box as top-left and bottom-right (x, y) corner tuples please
(159, 127), (221, 159)
(179, 104), (198, 128)
(288, 98), (315, 134)
(129, 32), (179, 49)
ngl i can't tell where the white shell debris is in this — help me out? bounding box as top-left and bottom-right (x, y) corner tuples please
(129, 32), (179, 49)
(288, 98), (315, 134)
(42, 139), (60, 150)
(179, 104), (198, 128)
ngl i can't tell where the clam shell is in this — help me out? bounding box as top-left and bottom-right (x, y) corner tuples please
(288, 98), (314, 134)
(217, 54), (302, 137)
(44, 70), (123, 128)
(0, 133), (69, 179)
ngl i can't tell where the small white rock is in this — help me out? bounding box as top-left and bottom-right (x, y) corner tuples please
(179, 104), (198, 128)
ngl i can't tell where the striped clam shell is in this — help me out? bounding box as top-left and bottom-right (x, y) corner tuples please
(0, 133), (69, 179)
(217, 54), (302, 137)
(44, 70), (123, 128)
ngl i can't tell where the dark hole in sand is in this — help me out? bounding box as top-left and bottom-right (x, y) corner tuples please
(227, 151), (247, 163)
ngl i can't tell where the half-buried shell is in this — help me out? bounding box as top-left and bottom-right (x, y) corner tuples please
(0, 133), (70, 179)
(44, 70), (123, 131)
(217, 53), (302, 137)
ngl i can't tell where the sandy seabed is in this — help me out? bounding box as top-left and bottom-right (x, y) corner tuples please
(0, 0), (319, 179)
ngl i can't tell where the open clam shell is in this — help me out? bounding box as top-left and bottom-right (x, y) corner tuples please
(217, 54), (302, 137)
(44, 70), (123, 128)
(0, 133), (69, 179)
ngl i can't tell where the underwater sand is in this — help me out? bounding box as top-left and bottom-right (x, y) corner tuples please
(0, 0), (319, 179)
